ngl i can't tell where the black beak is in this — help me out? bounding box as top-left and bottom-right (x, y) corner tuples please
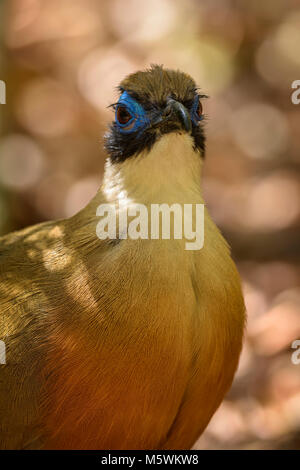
(163, 98), (192, 133)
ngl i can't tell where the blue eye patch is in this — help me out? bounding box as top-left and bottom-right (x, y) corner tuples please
(115, 91), (150, 134)
(190, 95), (204, 125)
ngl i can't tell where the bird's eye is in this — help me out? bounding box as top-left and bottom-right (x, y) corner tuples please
(191, 97), (204, 124)
(116, 106), (132, 125)
(196, 100), (203, 119)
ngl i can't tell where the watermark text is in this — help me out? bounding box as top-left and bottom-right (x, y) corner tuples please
(96, 203), (204, 250)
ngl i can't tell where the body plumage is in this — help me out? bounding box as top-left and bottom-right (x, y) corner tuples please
(0, 66), (245, 449)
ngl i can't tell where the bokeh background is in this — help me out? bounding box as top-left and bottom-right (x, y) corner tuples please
(0, 0), (300, 450)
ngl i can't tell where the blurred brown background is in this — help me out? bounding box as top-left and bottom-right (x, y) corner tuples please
(0, 0), (300, 450)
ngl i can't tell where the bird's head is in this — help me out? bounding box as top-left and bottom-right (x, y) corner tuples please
(104, 65), (207, 163)
(102, 65), (208, 206)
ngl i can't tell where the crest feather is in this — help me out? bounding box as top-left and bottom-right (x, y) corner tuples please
(119, 64), (198, 106)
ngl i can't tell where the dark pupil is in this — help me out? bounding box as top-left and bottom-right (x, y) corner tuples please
(197, 101), (203, 117)
(117, 106), (132, 124)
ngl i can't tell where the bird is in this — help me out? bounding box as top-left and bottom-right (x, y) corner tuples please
(0, 65), (245, 450)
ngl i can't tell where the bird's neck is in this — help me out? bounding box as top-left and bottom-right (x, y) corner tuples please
(69, 133), (204, 247)
(101, 133), (204, 207)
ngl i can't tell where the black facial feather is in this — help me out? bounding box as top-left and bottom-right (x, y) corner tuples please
(105, 122), (157, 163)
(104, 65), (206, 163)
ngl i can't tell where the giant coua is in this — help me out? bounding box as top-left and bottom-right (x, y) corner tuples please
(0, 65), (245, 449)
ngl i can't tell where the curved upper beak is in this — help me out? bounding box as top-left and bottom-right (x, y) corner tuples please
(163, 98), (192, 133)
